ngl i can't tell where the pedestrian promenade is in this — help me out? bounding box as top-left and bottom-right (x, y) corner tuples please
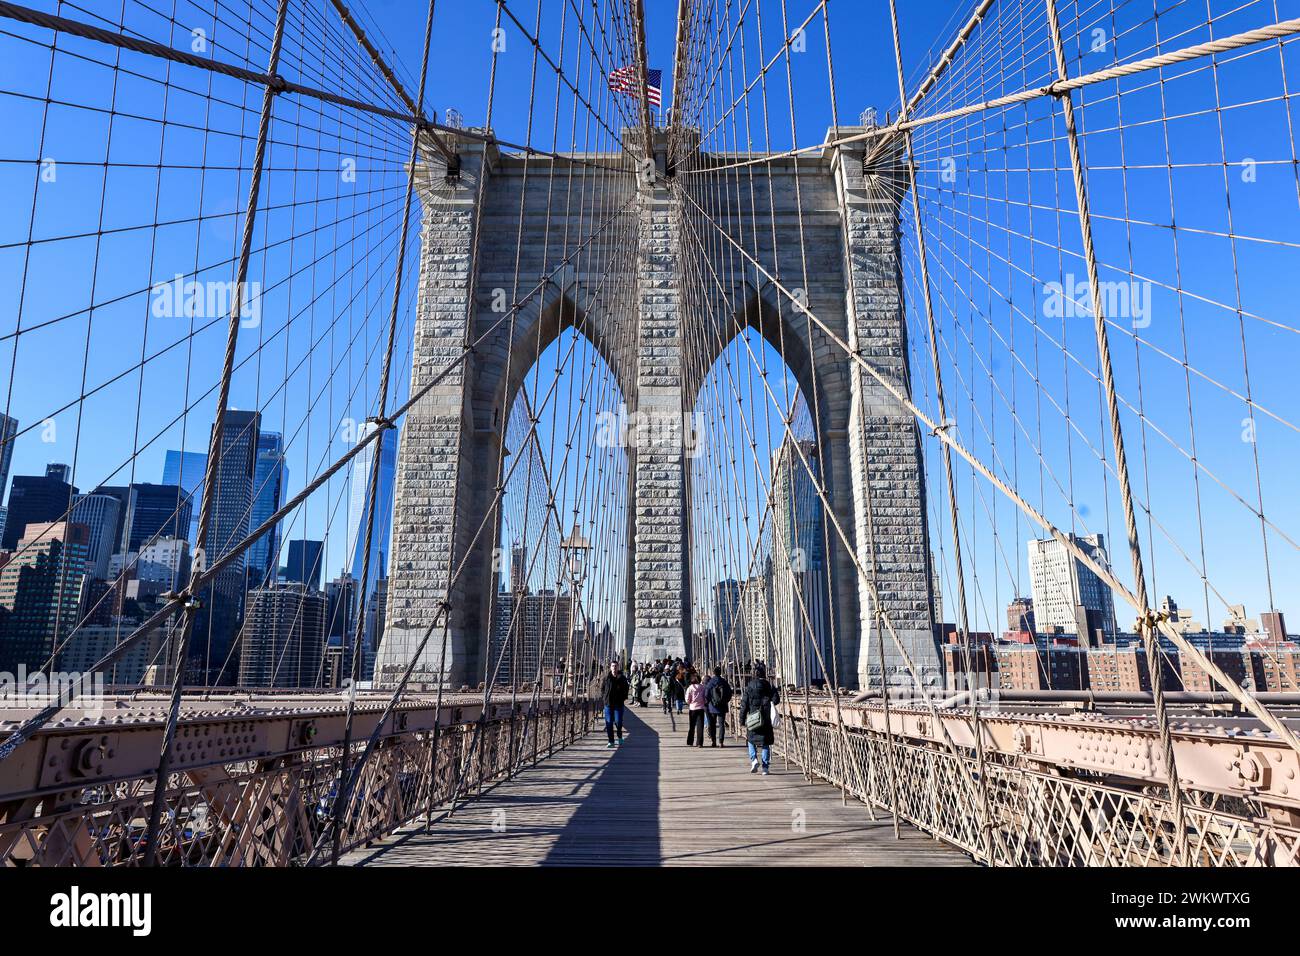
(346, 706), (972, 866)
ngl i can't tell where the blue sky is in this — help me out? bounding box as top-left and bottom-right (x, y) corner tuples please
(2, 0), (1299, 642)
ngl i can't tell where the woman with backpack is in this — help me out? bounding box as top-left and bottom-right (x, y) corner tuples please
(738, 662), (780, 775)
(684, 673), (707, 747)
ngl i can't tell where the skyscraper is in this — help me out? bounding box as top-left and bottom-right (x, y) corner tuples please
(161, 450), (207, 545)
(739, 562), (773, 663)
(324, 571), (359, 683)
(0, 521), (90, 672)
(192, 409), (260, 684)
(1027, 533), (1117, 645)
(346, 421), (397, 592)
(3, 469), (77, 551)
(69, 492), (123, 579)
(109, 537), (191, 589)
(238, 583), (327, 688)
(488, 587), (573, 685)
(0, 413), (17, 499)
(345, 422), (396, 682)
(246, 432), (286, 588)
(281, 539), (324, 590)
(712, 579), (742, 659)
(769, 438), (831, 686)
(88, 485), (130, 556)
(509, 539), (528, 592)
(121, 483), (192, 553)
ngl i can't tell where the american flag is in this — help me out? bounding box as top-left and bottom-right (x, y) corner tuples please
(608, 66), (662, 108)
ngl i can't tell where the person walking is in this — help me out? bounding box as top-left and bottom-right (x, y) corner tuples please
(703, 666), (732, 747)
(599, 660), (630, 748)
(684, 673), (706, 747)
(673, 666), (687, 715)
(738, 663), (780, 774)
(659, 669), (676, 715)
(632, 665), (649, 707)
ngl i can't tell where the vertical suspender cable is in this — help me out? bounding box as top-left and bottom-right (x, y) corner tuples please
(1042, 0), (1188, 865)
(142, 0), (292, 868)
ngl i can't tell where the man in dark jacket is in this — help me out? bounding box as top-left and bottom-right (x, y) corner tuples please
(738, 663), (780, 774)
(599, 660), (631, 748)
(703, 666), (732, 747)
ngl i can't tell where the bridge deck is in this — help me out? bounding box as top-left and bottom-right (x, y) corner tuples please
(345, 707), (972, 867)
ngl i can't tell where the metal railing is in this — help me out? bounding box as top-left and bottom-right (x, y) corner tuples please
(777, 707), (1300, 867)
(0, 694), (596, 866)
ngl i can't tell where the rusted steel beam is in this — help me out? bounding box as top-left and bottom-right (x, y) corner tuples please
(0, 692), (585, 802)
(785, 698), (1300, 813)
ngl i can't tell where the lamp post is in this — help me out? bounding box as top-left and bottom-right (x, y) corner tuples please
(560, 524), (591, 698)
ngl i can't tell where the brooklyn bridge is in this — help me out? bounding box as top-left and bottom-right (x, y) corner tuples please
(0, 0), (1298, 870)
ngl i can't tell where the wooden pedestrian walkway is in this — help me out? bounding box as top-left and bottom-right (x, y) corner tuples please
(345, 707), (973, 867)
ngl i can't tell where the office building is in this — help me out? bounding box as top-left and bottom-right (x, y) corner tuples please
(489, 584), (573, 685)
(770, 438), (831, 685)
(345, 421), (397, 593)
(192, 409), (260, 683)
(161, 450), (207, 544)
(1006, 596), (1035, 635)
(122, 483), (191, 553)
(1260, 610), (1288, 646)
(739, 565), (773, 663)
(1027, 533), (1117, 645)
(69, 492), (122, 580)
(246, 432), (286, 588)
(996, 643), (1087, 691)
(237, 583), (327, 688)
(712, 579), (742, 660)
(2, 468), (77, 551)
(108, 536), (191, 589)
(0, 413), (17, 498)
(281, 539), (324, 590)
(57, 621), (169, 684)
(0, 521), (90, 671)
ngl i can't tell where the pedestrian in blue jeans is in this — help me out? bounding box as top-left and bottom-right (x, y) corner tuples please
(599, 660), (630, 748)
(738, 663), (780, 774)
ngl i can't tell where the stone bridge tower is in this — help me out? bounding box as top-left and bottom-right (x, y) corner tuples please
(374, 127), (938, 690)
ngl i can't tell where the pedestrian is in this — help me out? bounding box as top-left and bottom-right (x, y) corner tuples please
(684, 673), (706, 747)
(659, 669), (675, 715)
(673, 666), (687, 714)
(703, 665), (732, 747)
(599, 659), (630, 748)
(738, 662), (780, 775)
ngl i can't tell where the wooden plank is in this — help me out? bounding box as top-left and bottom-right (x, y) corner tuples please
(345, 708), (974, 867)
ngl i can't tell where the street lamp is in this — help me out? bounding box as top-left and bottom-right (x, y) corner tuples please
(560, 525), (591, 695)
(561, 524), (590, 591)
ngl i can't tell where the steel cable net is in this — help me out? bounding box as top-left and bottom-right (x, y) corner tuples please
(0, 0), (641, 866)
(1, 0), (1299, 869)
(665, 0), (1300, 866)
(0, 0), (429, 690)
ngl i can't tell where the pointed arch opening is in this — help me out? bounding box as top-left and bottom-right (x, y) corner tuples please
(687, 325), (839, 689)
(484, 326), (630, 690)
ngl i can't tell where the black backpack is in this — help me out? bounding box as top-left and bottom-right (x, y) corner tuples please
(708, 679), (731, 710)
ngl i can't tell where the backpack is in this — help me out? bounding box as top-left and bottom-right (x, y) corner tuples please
(708, 679), (730, 710)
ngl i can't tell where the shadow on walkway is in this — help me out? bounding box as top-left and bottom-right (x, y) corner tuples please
(541, 708), (660, 865)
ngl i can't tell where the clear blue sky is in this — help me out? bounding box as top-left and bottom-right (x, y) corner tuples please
(2, 0), (1298, 638)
